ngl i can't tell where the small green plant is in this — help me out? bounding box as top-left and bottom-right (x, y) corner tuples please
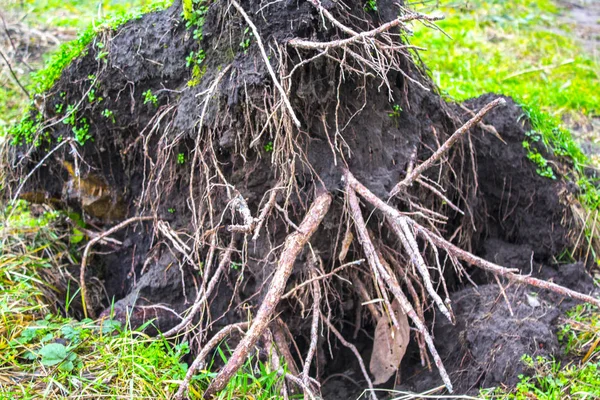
(95, 41), (108, 61)
(264, 141), (273, 153)
(101, 108), (115, 123)
(72, 118), (92, 145)
(9, 110), (42, 145)
(186, 49), (205, 68)
(177, 153), (185, 164)
(522, 130), (556, 179)
(388, 104), (402, 118)
(167, 208), (175, 214)
(240, 27), (252, 53)
(183, 0), (209, 41)
(143, 89), (158, 107)
(87, 88), (103, 104)
(364, 0), (377, 12)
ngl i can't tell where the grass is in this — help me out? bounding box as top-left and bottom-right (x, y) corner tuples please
(0, 0), (172, 138)
(0, 201), (287, 398)
(487, 305), (600, 399)
(413, 0), (599, 117)
(1, 0), (599, 397)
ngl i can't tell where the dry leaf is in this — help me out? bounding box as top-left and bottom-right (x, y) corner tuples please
(338, 226), (353, 262)
(369, 299), (410, 385)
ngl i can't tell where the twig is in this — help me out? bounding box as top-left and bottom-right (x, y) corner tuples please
(390, 98), (506, 196)
(80, 216), (154, 319)
(204, 192), (332, 397)
(281, 259), (364, 299)
(321, 312), (377, 400)
(162, 240), (235, 337)
(0, 48), (30, 98)
(230, 0), (301, 128)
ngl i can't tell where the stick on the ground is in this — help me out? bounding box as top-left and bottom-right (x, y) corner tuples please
(390, 97), (506, 196)
(204, 192), (332, 398)
(81, 216), (154, 319)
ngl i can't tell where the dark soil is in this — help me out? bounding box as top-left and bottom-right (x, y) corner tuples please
(9, 0), (597, 397)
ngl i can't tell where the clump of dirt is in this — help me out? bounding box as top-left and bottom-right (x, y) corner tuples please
(403, 261), (597, 394)
(7, 0), (599, 397)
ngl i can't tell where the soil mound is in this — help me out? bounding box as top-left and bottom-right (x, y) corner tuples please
(8, 0), (598, 397)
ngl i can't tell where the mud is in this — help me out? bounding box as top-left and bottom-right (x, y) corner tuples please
(9, 0), (598, 397)
(402, 261), (597, 394)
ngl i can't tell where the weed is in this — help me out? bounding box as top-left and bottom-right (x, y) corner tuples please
(168, 208), (175, 214)
(72, 118), (92, 145)
(389, 104), (402, 118)
(177, 152), (185, 164)
(522, 130), (555, 179)
(240, 27), (253, 53)
(143, 89), (158, 107)
(101, 109), (115, 123)
(364, 0), (377, 12)
(87, 88), (103, 104)
(186, 50), (206, 68)
(5, 0), (173, 147)
(264, 141), (273, 153)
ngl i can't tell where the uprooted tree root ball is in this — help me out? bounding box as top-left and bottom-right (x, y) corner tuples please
(7, 0), (600, 397)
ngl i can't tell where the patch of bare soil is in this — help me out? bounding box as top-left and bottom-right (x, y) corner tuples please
(6, 1), (600, 398)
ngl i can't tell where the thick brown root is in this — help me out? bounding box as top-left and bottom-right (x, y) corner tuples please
(203, 192), (332, 398)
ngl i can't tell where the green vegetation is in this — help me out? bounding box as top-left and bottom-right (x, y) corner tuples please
(413, 0), (600, 184)
(143, 89), (159, 107)
(0, 203), (188, 398)
(183, 0), (210, 87)
(239, 27), (252, 53)
(264, 141), (274, 153)
(364, 0), (377, 13)
(2, 0), (173, 145)
(413, 0), (599, 117)
(496, 305), (600, 399)
(177, 152), (186, 164)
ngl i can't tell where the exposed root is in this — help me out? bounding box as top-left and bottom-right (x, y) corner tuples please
(230, 0), (301, 128)
(204, 192), (332, 397)
(321, 311), (377, 400)
(390, 97), (506, 196)
(346, 186), (454, 392)
(81, 216), (154, 319)
(162, 240), (235, 338)
(302, 258), (321, 390)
